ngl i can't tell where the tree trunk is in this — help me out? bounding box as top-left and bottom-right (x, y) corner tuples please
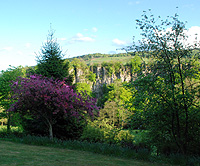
(177, 55), (188, 155)
(48, 122), (53, 140)
(49, 124), (53, 140)
(7, 113), (11, 133)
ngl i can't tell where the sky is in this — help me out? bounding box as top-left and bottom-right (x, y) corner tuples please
(0, 0), (200, 71)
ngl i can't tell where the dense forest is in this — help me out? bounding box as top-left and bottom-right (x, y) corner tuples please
(0, 11), (200, 165)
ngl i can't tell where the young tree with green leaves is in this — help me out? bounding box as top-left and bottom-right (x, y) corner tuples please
(0, 66), (26, 131)
(98, 80), (133, 128)
(36, 28), (71, 81)
(75, 82), (92, 97)
(127, 9), (200, 155)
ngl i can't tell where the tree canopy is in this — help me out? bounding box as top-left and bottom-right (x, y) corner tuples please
(36, 28), (70, 81)
(127, 10), (200, 155)
(0, 66), (26, 131)
(8, 75), (99, 139)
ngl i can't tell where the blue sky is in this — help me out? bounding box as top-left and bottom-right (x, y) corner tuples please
(0, 0), (200, 71)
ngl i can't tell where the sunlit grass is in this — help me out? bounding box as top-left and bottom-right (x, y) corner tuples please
(1, 126), (198, 165)
(85, 56), (133, 65)
(0, 141), (166, 166)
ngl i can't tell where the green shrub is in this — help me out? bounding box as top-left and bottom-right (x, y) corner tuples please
(80, 120), (135, 146)
(0, 125), (23, 133)
(80, 121), (153, 156)
(101, 62), (115, 76)
(74, 82), (92, 97)
(86, 71), (96, 82)
(0, 125), (24, 138)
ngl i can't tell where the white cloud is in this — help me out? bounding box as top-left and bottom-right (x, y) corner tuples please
(185, 26), (200, 45)
(112, 38), (128, 47)
(183, 3), (195, 10)
(163, 26), (200, 47)
(108, 51), (117, 54)
(135, 1), (140, 4)
(83, 27), (97, 32)
(128, 1), (140, 5)
(92, 27), (98, 32)
(1, 47), (13, 51)
(17, 51), (23, 56)
(69, 33), (95, 43)
(91, 35), (97, 38)
(128, 1), (133, 5)
(76, 33), (83, 37)
(58, 38), (67, 41)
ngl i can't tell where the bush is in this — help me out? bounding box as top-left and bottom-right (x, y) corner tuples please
(86, 71), (96, 82)
(80, 120), (135, 146)
(0, 125), (24, 138)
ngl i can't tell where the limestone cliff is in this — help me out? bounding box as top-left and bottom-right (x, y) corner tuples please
(73, 65), (133, 97)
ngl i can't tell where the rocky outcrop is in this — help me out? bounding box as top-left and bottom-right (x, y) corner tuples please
(73, 65), (132, 98)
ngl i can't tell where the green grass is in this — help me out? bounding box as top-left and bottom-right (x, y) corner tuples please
(1, 126), (199, 165)
(85, 56), (133, 65)
(0, 141), (168, 166)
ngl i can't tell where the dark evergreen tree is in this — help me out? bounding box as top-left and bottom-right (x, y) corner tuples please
(36, 28), (71, 81)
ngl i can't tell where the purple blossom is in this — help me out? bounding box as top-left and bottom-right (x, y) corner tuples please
(13, 81), (18, 85)
(30, 75), (37, 79)
(9, 74), (99, 123)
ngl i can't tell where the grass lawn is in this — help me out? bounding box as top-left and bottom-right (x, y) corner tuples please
(0, 141), (170, 166)
(85, 56), (133, 65)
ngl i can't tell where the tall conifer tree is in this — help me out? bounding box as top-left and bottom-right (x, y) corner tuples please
(36, 28), (70, 81)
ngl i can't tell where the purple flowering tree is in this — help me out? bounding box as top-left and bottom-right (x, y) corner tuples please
(9, 75), (99, 139)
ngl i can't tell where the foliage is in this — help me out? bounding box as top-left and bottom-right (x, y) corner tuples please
(80, 121), (153, 159)
(0, 107), (7, 125)
(36, 28), (71, 81)
(0, 125), (24, 138)
(70, 58), (89, 82)
(21, 116), (85, 140)
(86, 56), (134, 66)
(0, 66), (26, 109)
(127, 55), (143, 74)
(113, 61), (123, 74)
(98, 81), (133, 128)
(101, 61), (115, 76)
(75, 52), (134, 61)
(71, 58), (88, 70)
(99, 101), (119, 127)
(8, 74), (99, 139)
(74, 82), (92, 97)
(86, 71), (96, 82)
(0, 125), (23, 133)
(25, 66), (37, 75)
(80, 120), (135, 146)
(127, 10), (200, 155)
(0, 66), (26, 131)
(100, 61), (126, 76)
